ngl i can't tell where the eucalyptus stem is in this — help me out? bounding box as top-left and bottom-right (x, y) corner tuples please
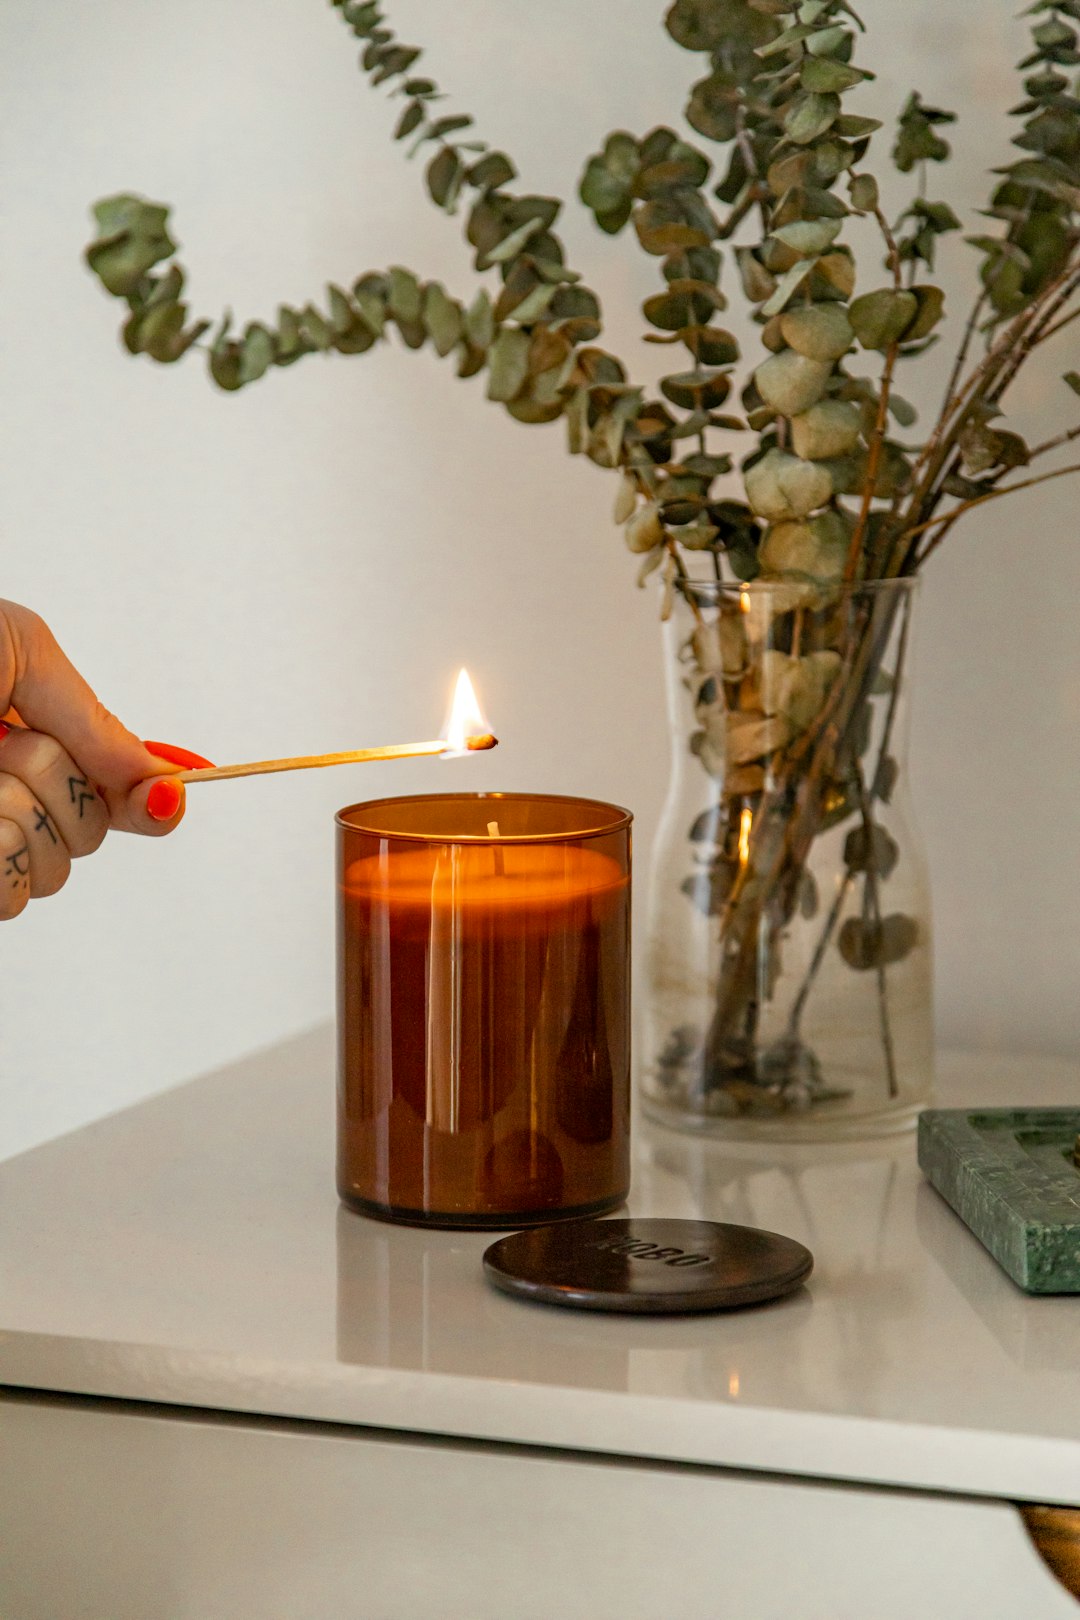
(785, 586), (911, 1044)
(855, 767), (899, 1099)
(912, 460), (1080, 565)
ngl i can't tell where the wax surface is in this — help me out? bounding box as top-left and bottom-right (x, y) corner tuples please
(343, 843), (626, 912)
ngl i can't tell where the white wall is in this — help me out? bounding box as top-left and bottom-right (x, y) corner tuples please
(3, 0), (1078, 1158)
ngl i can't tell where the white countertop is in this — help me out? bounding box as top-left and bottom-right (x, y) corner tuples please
(1, 1029), (1077, 1505)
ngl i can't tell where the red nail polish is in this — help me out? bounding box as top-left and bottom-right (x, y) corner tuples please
(0, 723), (9, 742)
(144, 740), (214, 770)
(147, 780), (183, 822)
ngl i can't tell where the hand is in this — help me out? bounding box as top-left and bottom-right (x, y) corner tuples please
(0, 599), (196, 919)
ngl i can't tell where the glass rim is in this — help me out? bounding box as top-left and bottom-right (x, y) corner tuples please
(336, 791), (633, 845)
(674, 574), (918, 601)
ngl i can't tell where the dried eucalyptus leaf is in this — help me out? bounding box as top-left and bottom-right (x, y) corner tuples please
(348, 286), (383, 339)
(580, 156), (630, 216)
(690, 327), (740, 367)
(327, 284), (356, 337)
(761, 260), (816, 316)
(426, 146), (462, 209)
(834, 114), (881, 137)
(660, 369), (732, 410)
(801, 55), (867, 92)
(902, 284), (945, 342)
(275, 305), (305, 362)
(838, 913), (918, 971)
(394, 101), (424, 145)
(849, 288), (919, 349)
(740, 581), (816, 640)
(132, 300), (183, 361)
(342, 0), (381, 32)
(887, 393), (918, 428)
(423, 282), (464, 356)
(457, 344), (486, 379)
(532, 258), (580, 285)
(759, 515), (847, 582)
(772, 218), (842, 256)
(779, 303), (853, 360)
(468, 151), (516, 190)
(486, 327), (530, 401)
(679, 517), (720, 550)
(387, 267), (423, 325)
(785, 92), (840, 146)
(790, 399), (862, 459)
(844, 823), (899, 879)
(480, 216), (546, 267)
(745, 449), (832, 520)
(507, 397), (564, 424)
(692, 616), (747, 677)
(814, 251), (856, 298)
(395, 317), (426, 351)
(143, 264), (184, 307)
(726, 711), (791, 764)
(551, 286), (602, 324)
(209, 336), (243, 392)
(848, 172), (879, 213)
(636, 545), (665, 585)
(463, 288), (495, 353)
(427, 114), (472, 139)
(736, 248), (777, 303)
(874, 755), (899, 804)
(239, 321), (276, 383)
(613, 472), (638, 525)
(299, 304), (332, 351)
(509, 283), (558, 325)
(643, 290), (693, 330)
(625, 500), (665, 553)
(635, 199), (712, 256)
(753, 350), (832, 415)
(370, 45), (421, 85)
(689, 805), (723, 845)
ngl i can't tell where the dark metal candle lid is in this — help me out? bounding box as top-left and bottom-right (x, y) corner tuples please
(483, 1218), (812, 1315)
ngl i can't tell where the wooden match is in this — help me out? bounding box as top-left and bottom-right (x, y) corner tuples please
(177, 732), (498, 784)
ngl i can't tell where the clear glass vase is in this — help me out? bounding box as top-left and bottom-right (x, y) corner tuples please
(641, 576), (933, 1140)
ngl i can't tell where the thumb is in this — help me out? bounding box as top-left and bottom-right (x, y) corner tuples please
(1, 599), (163, 792)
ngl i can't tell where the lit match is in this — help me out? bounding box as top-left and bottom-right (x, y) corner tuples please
(175, 669), (497, 784)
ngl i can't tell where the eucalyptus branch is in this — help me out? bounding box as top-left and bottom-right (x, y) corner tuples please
(844, 209), (904, 580)
(1037, 300), (1080, 347)
(940, 288), (987, 418)
(900, 257), (1079, 533)
(912, 459), (1080, 565)
(1028, 422), (1080, 460)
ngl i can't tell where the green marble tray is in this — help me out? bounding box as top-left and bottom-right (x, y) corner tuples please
(918, 1108), (1080, 1294)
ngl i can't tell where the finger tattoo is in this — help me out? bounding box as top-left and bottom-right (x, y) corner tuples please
(33, 804), (58, 844)
(68, 774), (96, 818)
(5, 845), (30, 889)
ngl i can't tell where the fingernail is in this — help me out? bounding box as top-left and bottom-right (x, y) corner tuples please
(143, 740), (215, 770)
(0, 723), (9, 742)
(147, 780), (183, 822)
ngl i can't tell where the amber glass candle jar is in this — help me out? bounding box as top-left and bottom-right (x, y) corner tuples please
(336, 792), (631, 1228)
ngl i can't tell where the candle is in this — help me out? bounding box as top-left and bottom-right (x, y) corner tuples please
(336, 792), (632, 1228)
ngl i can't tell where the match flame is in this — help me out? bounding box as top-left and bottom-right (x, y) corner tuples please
(442, 668), (491, 757)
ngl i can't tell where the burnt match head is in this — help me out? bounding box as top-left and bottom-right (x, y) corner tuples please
(466, 732), (498, 752)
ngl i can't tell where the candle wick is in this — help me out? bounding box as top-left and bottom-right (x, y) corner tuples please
(487, 820), (505, 877)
